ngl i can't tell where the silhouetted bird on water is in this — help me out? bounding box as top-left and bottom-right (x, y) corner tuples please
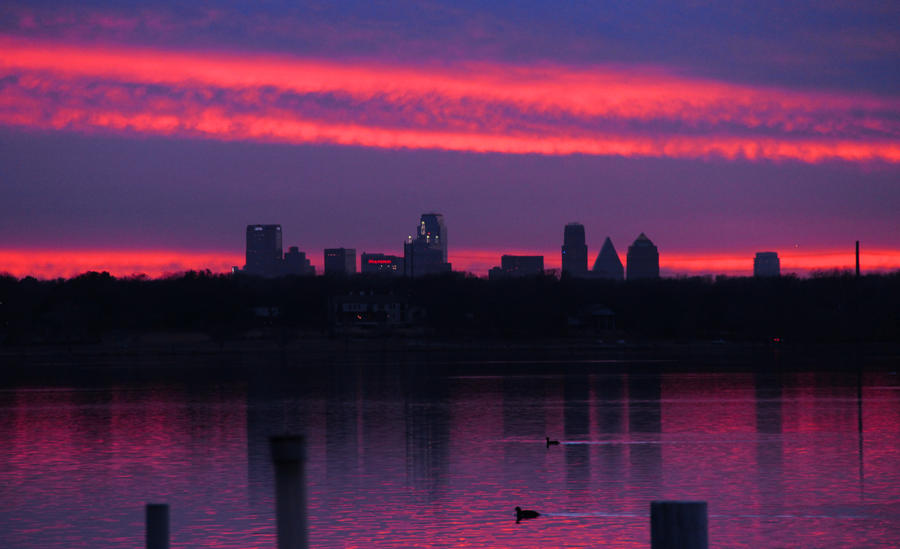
(515, 506), (540, 523)
(546, 436), (560, 448)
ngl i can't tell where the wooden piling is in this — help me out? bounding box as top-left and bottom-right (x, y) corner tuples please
(145, 503), (169, 549)
(856, 241), (860, 277)
(650, 501), (708, 549)
(271, 436), (308, 549)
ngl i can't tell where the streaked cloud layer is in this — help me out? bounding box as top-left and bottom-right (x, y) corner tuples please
(2, 37), (898, 163)
(4, 2), (898, 92)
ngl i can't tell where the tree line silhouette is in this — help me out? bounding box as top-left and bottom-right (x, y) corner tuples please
(1, 270), (897, 345)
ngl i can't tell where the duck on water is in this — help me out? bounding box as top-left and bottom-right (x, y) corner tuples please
(515, 507), (540, 523)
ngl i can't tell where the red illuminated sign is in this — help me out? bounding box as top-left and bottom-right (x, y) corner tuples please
(367, 259), (393, 264)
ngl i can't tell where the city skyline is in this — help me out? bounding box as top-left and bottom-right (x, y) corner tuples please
(227, 216), (878, 280)
(233, 215), (881, 280)
(0, 234), (896, 280)
(1, 2), (898, 279)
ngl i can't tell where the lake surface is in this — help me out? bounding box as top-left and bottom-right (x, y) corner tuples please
(1, 356), (899, 547)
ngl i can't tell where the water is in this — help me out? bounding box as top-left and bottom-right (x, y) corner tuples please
(1, 358), (898, 547)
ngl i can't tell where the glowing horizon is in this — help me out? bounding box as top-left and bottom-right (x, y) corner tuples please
(2, 247), (898, 280)
(2, 37), (899, 163)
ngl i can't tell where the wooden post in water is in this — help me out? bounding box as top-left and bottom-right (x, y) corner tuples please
(650, 501), (708, 549)
(856, 240), (860, 277)
(145, 503), (169, 549)
(271, 436), (308, 549)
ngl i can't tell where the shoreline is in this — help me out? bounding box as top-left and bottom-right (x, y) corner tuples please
(2, 336), (897, 374)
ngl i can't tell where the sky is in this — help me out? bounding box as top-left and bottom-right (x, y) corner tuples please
(1, 1), (899, 277)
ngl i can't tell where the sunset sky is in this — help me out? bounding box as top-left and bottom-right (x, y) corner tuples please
(2, 1), (898, 277)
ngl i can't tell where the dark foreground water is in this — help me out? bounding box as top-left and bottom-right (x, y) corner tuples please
(1, 357), (899, 548)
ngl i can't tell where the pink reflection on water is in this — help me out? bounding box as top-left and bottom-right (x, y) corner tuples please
(0, 370), (899, 547)
(2, 385), (266, 548)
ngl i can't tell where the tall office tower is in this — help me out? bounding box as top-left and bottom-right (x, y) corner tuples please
(245, 224), (283, 277)
(753, 252), (780, 277)
(591, 237), (624, 280)
(283, 246), (315, 275)
(418, 213), (448, 263)
(324, 248), (357, 275)
(561, 223), (588, 277)
(404, 213), (452, 277)
(361, 253), (404, 275)
(626, 233), (660, 280)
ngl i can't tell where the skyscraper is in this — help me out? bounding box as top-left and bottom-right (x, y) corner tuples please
(591, 237), (624, 280)
(561, 223), (588, 277)
(754, 252), (780, 277)
(418, 213), (448, 262)
(626, 233), (659, 280)
(245, 224), (283, 277)
(404, 213), (451, 277)
(324, 248), (357, 275)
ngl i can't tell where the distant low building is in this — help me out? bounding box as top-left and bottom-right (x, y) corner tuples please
(283, 246), (315, 276)
(489, 255), (544, 279)
(626, 233), (659, 280)
(567, 304), (617, 335)
(361, 253), (404, 275)
(324, 248), (356, 276)
(754, 251), (780, 277)
(330, 291), (424, 335)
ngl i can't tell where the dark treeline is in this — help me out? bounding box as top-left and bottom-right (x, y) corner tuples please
(1, 270), (898, 345)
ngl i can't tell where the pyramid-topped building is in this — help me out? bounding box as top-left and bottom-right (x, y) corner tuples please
(591, 237), (624, 280)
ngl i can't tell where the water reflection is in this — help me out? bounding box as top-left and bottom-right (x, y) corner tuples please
(563, 375), (591, 501)
(627, 372), (662, 498)
(1, 363), (899, 548)
(403, 367), (450, 499)
(754, 371), (785, 513)
(594, 374), (627, 512)
(501, 375), (546, 490)
(246, 369), (311, 505)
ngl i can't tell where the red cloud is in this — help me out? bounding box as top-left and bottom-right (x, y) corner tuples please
(1, 37), (899, 163)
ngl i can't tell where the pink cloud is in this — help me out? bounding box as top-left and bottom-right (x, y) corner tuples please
(1, 37), (898, 163)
